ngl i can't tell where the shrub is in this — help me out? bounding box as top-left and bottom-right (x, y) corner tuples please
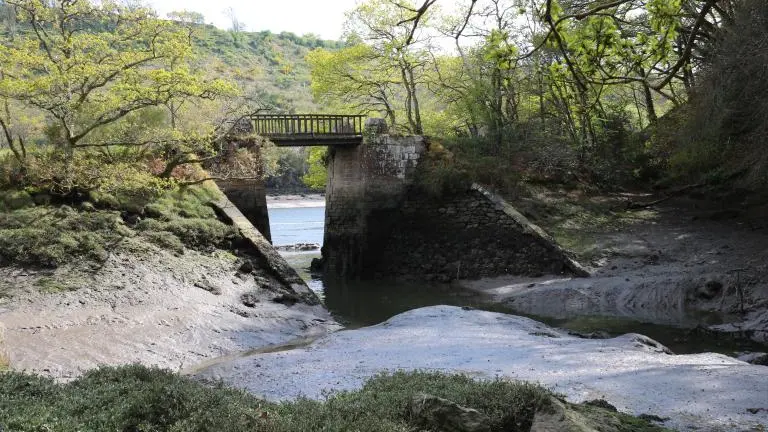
(0, 367), (668, 432)
(0, 206), (130, 267)
(136, 186), (239, 250)
(0, 148), (176, 210)
(667, 0), (768, 186)
(414, 141), (472, 197)
(270, 371), (549, 432)
(0, 184), (238, 268)
(0, 366), (265, 432)
(140, 231), (186, 255)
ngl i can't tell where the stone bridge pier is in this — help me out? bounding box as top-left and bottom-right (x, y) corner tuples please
(322, 127), (427, 278)
(219, 115), (586, 282)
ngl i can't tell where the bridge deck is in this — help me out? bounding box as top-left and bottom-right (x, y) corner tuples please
(252, 114), (366, 146)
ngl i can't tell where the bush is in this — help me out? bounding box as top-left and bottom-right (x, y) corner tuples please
(0, 206), (130, 267)
(414, 141), (472, 197)
(271, 371), (549, 432)
(667, 0), (768, 186)
(137, 186), (239, 250)
(0, 366), (265, 432)
(0, 184), (240, 268)
(0, 148), (176, 211)
(0, 367), (668, 432)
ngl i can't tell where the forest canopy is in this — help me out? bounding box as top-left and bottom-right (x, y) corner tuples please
(308, 0), (753, 189)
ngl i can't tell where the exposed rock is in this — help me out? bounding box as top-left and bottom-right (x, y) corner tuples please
(364, 117), (388, 134)
(737, 352), (768, 366)
(274, 243), (321, 252)
(240, 293), (259, 308)
(627, 334), (672, 354)
(530, 397), (596, 432)
(568, 330), (611, 340)
(194, 280), (222, 296)
(709, 309), (768, 343)
(637, 413), (670, 423)
(310, 257), (324, 273)
(408, 393), (491, 432)
(272, 293), (299, 306)
(583, 399), (617, 412)
(238, 260), (254, 274)
(697, 279), (723, 300)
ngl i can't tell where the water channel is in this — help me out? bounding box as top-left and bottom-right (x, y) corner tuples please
(268, 203), (765, 355)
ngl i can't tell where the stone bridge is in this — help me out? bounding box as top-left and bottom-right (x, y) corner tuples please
(218, 114), (586, 282)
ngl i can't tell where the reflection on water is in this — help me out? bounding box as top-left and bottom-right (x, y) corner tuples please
(322, 278), (483, 329)
(270, 207), (766, 355)
(277, 250), (483, 328)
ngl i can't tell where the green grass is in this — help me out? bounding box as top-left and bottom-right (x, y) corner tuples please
(0, 324), (7, 371)
(0, 366), (670, 432)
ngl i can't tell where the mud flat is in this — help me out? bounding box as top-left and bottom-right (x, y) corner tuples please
(197, 305), (768, 432)
(464, 196), (768, 343)
(266, 194), (325, 209)
(0, 245), (339, 380)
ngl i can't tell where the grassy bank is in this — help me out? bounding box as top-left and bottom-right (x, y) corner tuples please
(0, 185), (239, 269)
(0, 366), (669, 432)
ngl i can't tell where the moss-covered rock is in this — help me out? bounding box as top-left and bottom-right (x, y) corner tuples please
(0, 322), (8, 371)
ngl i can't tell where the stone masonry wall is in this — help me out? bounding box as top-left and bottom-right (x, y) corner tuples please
(372, 184), (587, 281)
(323, 135), (427, 278)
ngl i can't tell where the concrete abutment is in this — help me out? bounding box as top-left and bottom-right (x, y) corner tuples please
(321, 132), (587, 281)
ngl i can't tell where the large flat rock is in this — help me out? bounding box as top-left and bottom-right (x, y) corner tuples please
(197, 305), (768, 432)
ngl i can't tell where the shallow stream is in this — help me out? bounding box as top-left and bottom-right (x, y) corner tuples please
(269, 205), (765, 356)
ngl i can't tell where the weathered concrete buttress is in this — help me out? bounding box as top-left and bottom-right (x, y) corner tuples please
(216, 179), (271, 243)
(322, 133), (588, 281)
(216, 119), (272, 243)
(323, 134), (427, 278)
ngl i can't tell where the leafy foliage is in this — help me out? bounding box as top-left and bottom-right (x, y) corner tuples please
(668, 0), (768, 186)
(302, 147), (328, 190)
(0, 366), (668, 432)
(0, 184), (238, 268)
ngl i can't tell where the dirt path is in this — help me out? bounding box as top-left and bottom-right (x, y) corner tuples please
(0, 244), (339, 379)
(466, 193), (768, 342)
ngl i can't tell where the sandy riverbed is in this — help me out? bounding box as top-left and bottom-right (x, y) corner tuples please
(266, 194), (325, 209)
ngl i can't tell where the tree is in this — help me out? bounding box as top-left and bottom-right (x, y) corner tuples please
(342, 0), (435, 134)
(307, 44), (399, 126)
(302, 147), (328, 190)
(0, 0), (236, 161)
(223, 7), (246, 44)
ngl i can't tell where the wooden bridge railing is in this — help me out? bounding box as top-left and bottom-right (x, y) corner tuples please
(252, 114), (366, 138)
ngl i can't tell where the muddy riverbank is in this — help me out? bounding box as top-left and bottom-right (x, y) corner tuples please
(460, 192), (768, 344)
(0, 243), (339, 379)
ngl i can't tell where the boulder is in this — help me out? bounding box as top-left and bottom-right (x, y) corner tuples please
(737, 352), (768, 366)
(530, 397), (598, 432)
(408, 393), (491, 432)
